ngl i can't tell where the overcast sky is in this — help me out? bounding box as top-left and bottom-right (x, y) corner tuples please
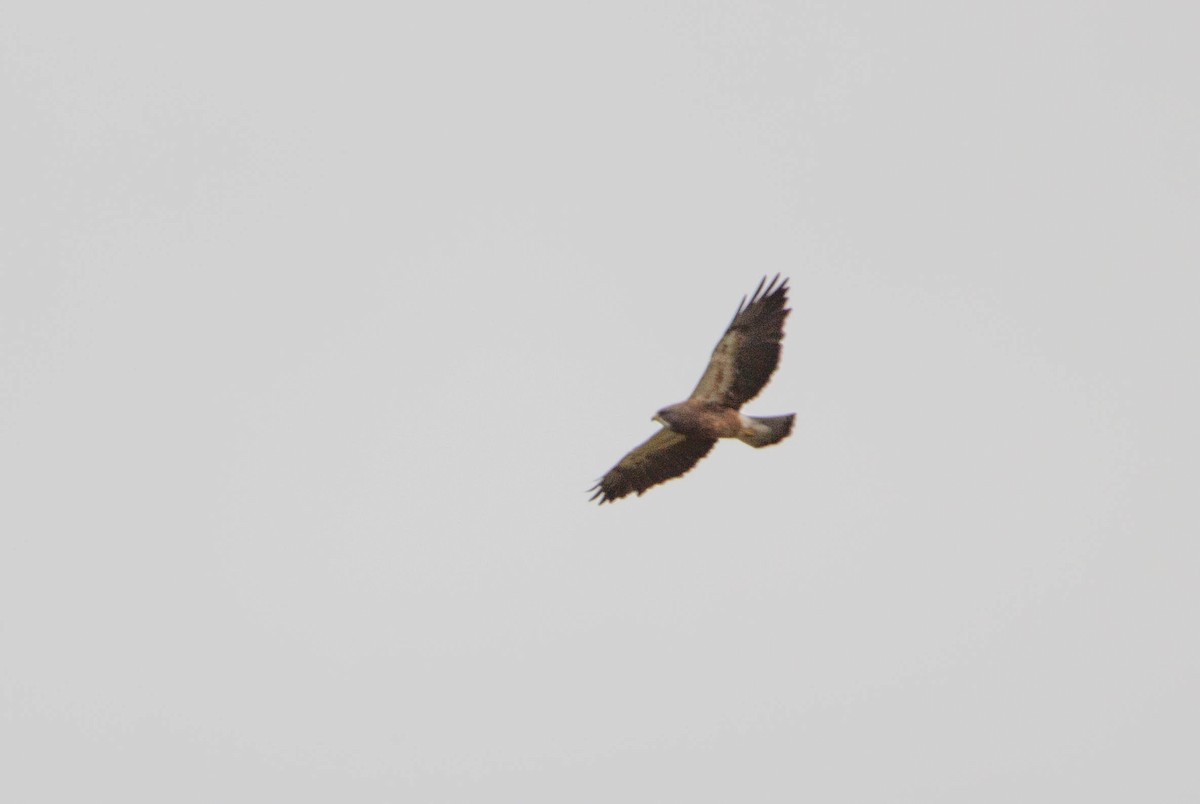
(2, 2), (1197, 801)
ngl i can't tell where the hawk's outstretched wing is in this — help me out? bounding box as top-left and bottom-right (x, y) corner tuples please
(590, 429), (716, 504)
(689, 275), (790, 408)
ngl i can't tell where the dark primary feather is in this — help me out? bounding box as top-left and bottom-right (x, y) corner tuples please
(689, 274), (790, 408)
(590, 429), (716, 504)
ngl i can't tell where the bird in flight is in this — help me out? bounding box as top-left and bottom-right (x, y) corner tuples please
(590, 275), (794, 504)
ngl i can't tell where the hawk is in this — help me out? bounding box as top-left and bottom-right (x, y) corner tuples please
(590, 275), (794, 504)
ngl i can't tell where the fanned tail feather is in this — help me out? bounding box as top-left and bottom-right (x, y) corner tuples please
(739, 414), (795, 447)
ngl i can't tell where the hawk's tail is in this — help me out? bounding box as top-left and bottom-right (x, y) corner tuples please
(738, 414), (795, 448)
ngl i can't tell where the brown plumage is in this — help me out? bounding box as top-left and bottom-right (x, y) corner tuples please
(590, 275), (794, 504)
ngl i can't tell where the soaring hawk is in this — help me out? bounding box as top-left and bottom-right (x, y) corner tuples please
(590, 275), (794, 504)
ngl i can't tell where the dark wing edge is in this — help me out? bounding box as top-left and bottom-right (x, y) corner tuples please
(589, 429), (717, 504)
(689, 274), (790, 408)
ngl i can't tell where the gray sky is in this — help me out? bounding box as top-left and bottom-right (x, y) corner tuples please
(2, 2), (1197, 801)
